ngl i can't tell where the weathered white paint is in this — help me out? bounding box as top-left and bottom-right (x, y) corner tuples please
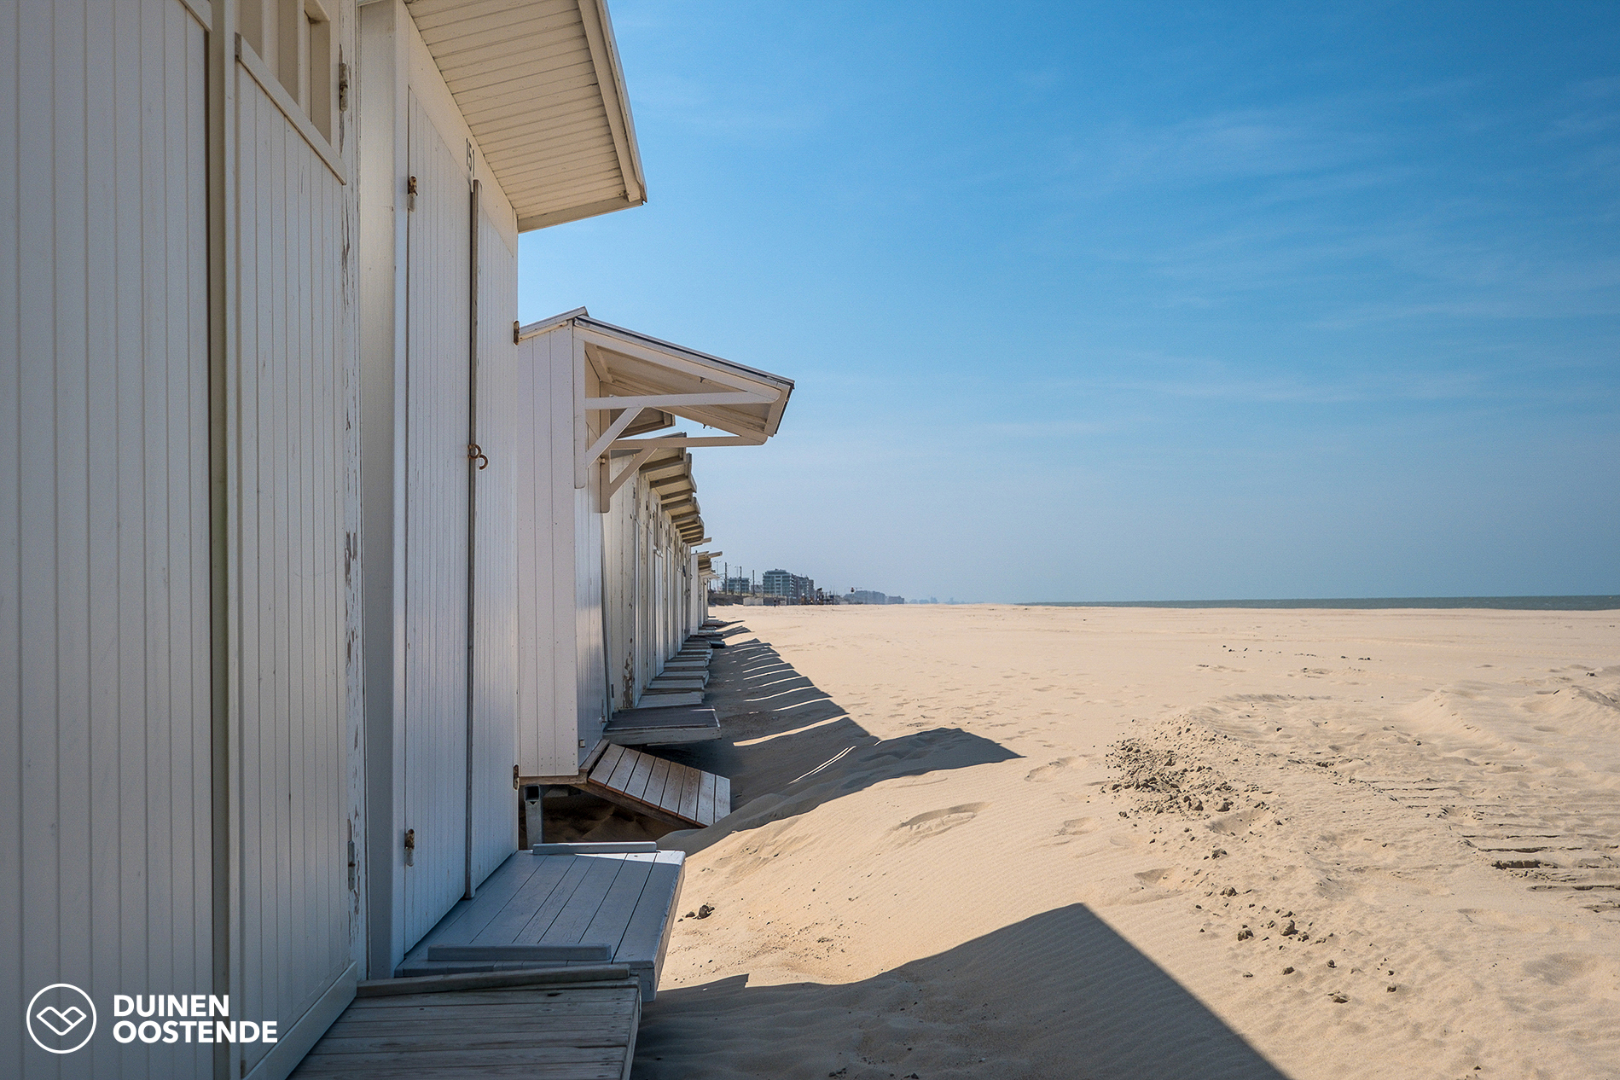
(399, 87), (472, 951)
(3, 2), (366, 1077)
(1, 3), (212, 1075)
(357, 0), (412, 985)
(9, 0), (660, 1075)
(359, 0), (526, 975)
(230, 28), (361, 1075)
(515, 325), (609, 777)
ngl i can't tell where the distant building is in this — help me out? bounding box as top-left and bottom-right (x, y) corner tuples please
(763, 568), (815, 601)
(847, 588), (887, 605)
(722, 575), (751, 594)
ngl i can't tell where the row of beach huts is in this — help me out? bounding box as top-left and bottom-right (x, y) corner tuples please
(2, 1), (789, 1076)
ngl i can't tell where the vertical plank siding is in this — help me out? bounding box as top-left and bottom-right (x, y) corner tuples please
(515, 329), (578, 777)
(7, 2), (666, 1073)
(232, 43), (357, 1079)
(470, 208), (518, 887)
(1, 2), (210, 1076)
(514, 324), (709, 775)
(401, 91), (471, 951)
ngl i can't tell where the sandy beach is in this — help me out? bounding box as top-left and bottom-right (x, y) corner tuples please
(629, 604), (1620, 1080)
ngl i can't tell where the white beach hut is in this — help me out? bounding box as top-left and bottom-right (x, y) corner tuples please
(510, 312), (793, 787)
(351, 0), (649, 985)
(3, 1), (650, 1076)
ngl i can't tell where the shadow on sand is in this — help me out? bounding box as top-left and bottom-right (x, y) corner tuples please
(633, 903), (1291, 1080)
(654, 629), (1020, 854)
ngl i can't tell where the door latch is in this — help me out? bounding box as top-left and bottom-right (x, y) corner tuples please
(468, 443), (489, 470)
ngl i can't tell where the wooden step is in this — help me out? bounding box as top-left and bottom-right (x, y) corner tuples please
(586, 742), (730, 828)
(650, 672), (708, 688)
(634, 688), (703, 707)
(604, 704), (720, 746)
(389, 848), (687, 1004)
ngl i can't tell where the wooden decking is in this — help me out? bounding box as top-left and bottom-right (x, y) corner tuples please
(291, 968), (641, 1080)
(585, 742), (730, 826)
(603, 704), (721, 747)
(397, 848), (686, 1001)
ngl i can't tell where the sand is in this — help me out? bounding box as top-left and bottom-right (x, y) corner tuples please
(631, 605), (1620, 1080)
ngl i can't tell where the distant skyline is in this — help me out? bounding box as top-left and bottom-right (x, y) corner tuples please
(518, 1), (1620, 602)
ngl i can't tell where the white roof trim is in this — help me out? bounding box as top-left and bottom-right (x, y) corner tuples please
(517, 309), (795, 442)
(408, 0), (647, 233)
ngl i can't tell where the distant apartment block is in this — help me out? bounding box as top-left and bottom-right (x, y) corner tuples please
(763, 568), (816, 601)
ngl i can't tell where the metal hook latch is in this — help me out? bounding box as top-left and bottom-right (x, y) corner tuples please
(468, 443), (489, 470)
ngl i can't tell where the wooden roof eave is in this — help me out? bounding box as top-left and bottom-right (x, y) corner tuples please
(408, 0), (647, 234)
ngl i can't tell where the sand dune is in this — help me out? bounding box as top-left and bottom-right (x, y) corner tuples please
(636, 605), (1619, 1079)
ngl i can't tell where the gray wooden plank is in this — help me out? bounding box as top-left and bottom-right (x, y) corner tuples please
(300, 1065), (627, 1080)
(656, 764), (688, 820)
(614, 852), (685, 1001)
(532, 842), (656, 855)
(536, 857), (636, 945)
(714, 774), (731, 819)
(580, 853), (656, 956)
(304, 1049), (631, 1062)
(314, 1022), (632, 1045)
(587, 742), (626, 785)
(429, 943), (612, 962)
(414, 853), (543, 952)
(346, 992), (635, 1012)
(695, 770), (716, 826)
(640, 757), (672, 810)
(604, 745), (640, 791)
(675, 765), (701, 822)
(621, 750), (656, 802)
(473, 855), (592, 945)
(317, 1019), (631, 1043)
(633, 689), (703, 707)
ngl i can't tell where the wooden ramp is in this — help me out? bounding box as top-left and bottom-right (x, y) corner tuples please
(396, 849), (685, 1001)
(586, 742), (730, 826)
(291, 968), (641, 1080)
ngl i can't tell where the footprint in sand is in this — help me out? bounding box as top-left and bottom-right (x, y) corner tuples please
(1058, 817), (1101, 836)
(890, 803), (988, 844)
(1025, 757), (1083, 782)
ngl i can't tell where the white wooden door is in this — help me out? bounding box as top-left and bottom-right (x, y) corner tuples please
(402, 91), (471, 950)
(2, 3), (212, 1075)
(469, 200), (519, 887)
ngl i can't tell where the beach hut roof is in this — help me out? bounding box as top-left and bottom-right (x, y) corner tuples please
(518, 309), (796, 447)
(407, 0), (647, 231)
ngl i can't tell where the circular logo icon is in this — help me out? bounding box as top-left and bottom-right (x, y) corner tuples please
(27, 983), (97, 1054)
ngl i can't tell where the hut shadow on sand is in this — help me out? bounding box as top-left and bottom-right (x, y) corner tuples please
(653, 630), (1021, 854)
(632, 903), (1291, 1080)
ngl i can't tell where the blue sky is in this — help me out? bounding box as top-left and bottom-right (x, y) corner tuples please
(518, 1), (1620, 602)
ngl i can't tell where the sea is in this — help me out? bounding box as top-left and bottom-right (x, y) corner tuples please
(1025, 596), (1620, 611)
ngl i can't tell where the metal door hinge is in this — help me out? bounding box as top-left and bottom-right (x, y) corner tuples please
(513, 764), (520, 789)
(407, 175), (417, 212)
(513, 320), (521, 345)
(347, 839), (356, 890)
(403, 828), (416, 867)
(338, 62), (350, 111)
